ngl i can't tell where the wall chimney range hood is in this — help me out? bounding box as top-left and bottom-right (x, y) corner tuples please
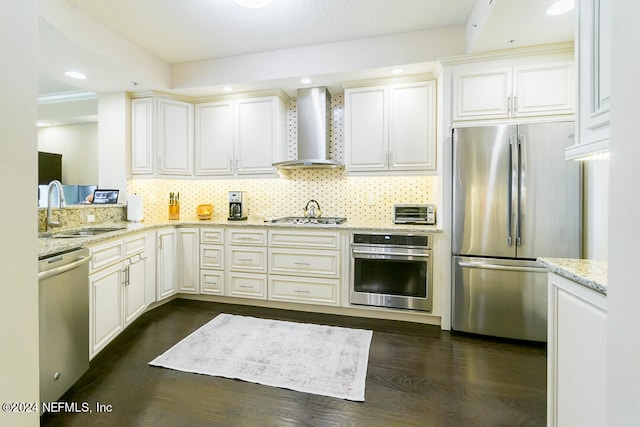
(273, 87), (342, 169)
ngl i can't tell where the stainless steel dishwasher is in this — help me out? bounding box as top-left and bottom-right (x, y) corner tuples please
(39, 248), (91, 404)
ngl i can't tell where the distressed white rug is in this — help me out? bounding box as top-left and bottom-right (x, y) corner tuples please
(149, 313), (373, 401)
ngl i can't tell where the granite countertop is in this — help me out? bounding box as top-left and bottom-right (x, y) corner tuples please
(38, 218), (441, 259)
(537, 257), (608, 295)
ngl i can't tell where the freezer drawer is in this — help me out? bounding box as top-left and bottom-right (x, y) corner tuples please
(452, 256), (548, 341)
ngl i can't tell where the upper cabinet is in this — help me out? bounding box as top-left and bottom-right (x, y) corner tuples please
(566, 0), (611, 159)
(196, 96), (286, 176)
(131, 97), (194, 176)
(132, 93), (286, 178)
(452, 59), (575, 122)
(344, 80), (436, 173)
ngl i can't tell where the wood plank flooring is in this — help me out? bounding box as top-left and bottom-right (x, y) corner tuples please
(40, 299), (546, 426)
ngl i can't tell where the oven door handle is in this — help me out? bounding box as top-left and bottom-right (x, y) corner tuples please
(351, 248), (430, 258)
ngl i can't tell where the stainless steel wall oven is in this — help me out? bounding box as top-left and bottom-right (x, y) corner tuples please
(350, 232), (433, 312)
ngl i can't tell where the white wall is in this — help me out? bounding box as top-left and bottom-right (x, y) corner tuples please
(0, 1), (40, 426)
(38, 122), (98, 184)
(607, 1), (640, 425)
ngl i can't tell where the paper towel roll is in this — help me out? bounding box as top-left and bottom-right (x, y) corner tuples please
(127, 194), (144, 222)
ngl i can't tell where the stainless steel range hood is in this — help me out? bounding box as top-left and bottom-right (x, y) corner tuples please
(273, 87), (342, 169)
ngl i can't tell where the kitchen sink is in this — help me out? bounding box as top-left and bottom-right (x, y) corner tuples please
(45, 227), (126, 238)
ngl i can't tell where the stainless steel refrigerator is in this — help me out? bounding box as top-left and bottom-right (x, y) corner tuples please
(452, 122), (581, 341)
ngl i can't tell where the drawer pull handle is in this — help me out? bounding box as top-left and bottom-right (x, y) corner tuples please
(294, 289), (311, 294)
(238, 258), (253, 262)
(239, 285), (254, 289)
(294, 262), (311, 266)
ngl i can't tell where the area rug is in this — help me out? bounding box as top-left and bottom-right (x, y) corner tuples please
(149, 313), (373, 401)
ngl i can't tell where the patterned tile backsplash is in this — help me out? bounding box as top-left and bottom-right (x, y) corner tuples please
(124, 92), (436, 224)
(127, 171), (436, 223)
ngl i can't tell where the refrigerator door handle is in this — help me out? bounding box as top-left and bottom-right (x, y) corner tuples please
(456, 260), (548, 273)
(517, 134), (525, 247)
(507, 135), (517, 247)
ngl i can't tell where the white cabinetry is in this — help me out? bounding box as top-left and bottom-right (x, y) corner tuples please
(195, 95), (286, 176)
(452, 60), (574, 122)
(131, 97), (194, 176)
(268, 230), (341, 306)
(88, 232), (154, 359)
(177, 228), (199, 293)
(547, 273), (606, 427)
(156, 228), (177, 301)
(226, 229), (268, 299)
(566, 0), (611, 159)
(344, 80), (436, 173)
(200, 228), (225, 295)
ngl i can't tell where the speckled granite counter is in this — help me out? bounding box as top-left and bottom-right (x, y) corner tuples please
(38, 218), (441, 259)
(537, 257), (608, 295)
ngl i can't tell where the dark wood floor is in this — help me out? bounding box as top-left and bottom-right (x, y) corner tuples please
(41, 299), (546, 426)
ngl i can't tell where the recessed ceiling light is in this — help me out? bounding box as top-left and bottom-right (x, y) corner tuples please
(222, 86), (233, 92)
(64, 70), (87, 80)
(391, 68), (404, 75)
(547, 0), (575, 16)
(233, 0), (272, 8)
(300, 78), (312, 84)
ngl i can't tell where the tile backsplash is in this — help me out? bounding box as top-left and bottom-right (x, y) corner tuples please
(127, 171), (435, 224)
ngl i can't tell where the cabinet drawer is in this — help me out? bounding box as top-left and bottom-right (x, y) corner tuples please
(228, 246), (267, 273)
(200, 245), (224, 269)
(228, 228), (267, 246)
(227, 272), (267, 299)
(200, 228), (224, 244)
(123, 233), (146, 257)
(200, 270), (224, 295)
(89, 240), (124, 272)
(268, 248), (340, 277)
(268, 275), (339, 306)
(268, 230), (341, 249)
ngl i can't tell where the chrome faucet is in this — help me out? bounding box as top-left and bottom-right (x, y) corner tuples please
(46, 180), (67, 230)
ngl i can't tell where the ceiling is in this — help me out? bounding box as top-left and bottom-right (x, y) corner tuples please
(38, 0), (575, 126)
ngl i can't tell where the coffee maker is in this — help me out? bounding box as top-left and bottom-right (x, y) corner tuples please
(228, 191), (247, 220)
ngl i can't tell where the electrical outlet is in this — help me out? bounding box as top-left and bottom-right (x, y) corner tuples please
(367, 195), (375, 206)
(87, 214), (95, 223)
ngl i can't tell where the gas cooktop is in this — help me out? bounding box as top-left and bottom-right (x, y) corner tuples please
(266, 216), (347, 225)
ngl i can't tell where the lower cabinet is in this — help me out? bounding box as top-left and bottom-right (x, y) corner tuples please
(226, 228), (268, 300)
(547, 272), (607, 427)
(156, 228), (177, 301)
(177, 228), (199, 293)
(267, 229), (341, 306)
(200, 228), (225, 295)
(89, 231), (154, 359)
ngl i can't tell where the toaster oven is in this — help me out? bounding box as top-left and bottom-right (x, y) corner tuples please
(393, 204), (436, 225)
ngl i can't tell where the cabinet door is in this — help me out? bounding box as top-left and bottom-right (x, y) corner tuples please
(548, 274), (606, 427)
(90, 263), (122, 358)
(235, 97), (279, 175)
(156, 229), (177, 300)
(177, 228), (199, 294)
(344, 86), (387, 171)
(227, 272), (267, 299)
(228, 246), (267, 273)
(131, 98), (154, 175)
(388, 82), (436, 171)
(513, 62), (575, 118)
(201, 270), (224, 295)
(453, 68), (512, 121)
(156, 98), (194, 176)
(123, 255), (147, 326)
(195, 101), (234, 176)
